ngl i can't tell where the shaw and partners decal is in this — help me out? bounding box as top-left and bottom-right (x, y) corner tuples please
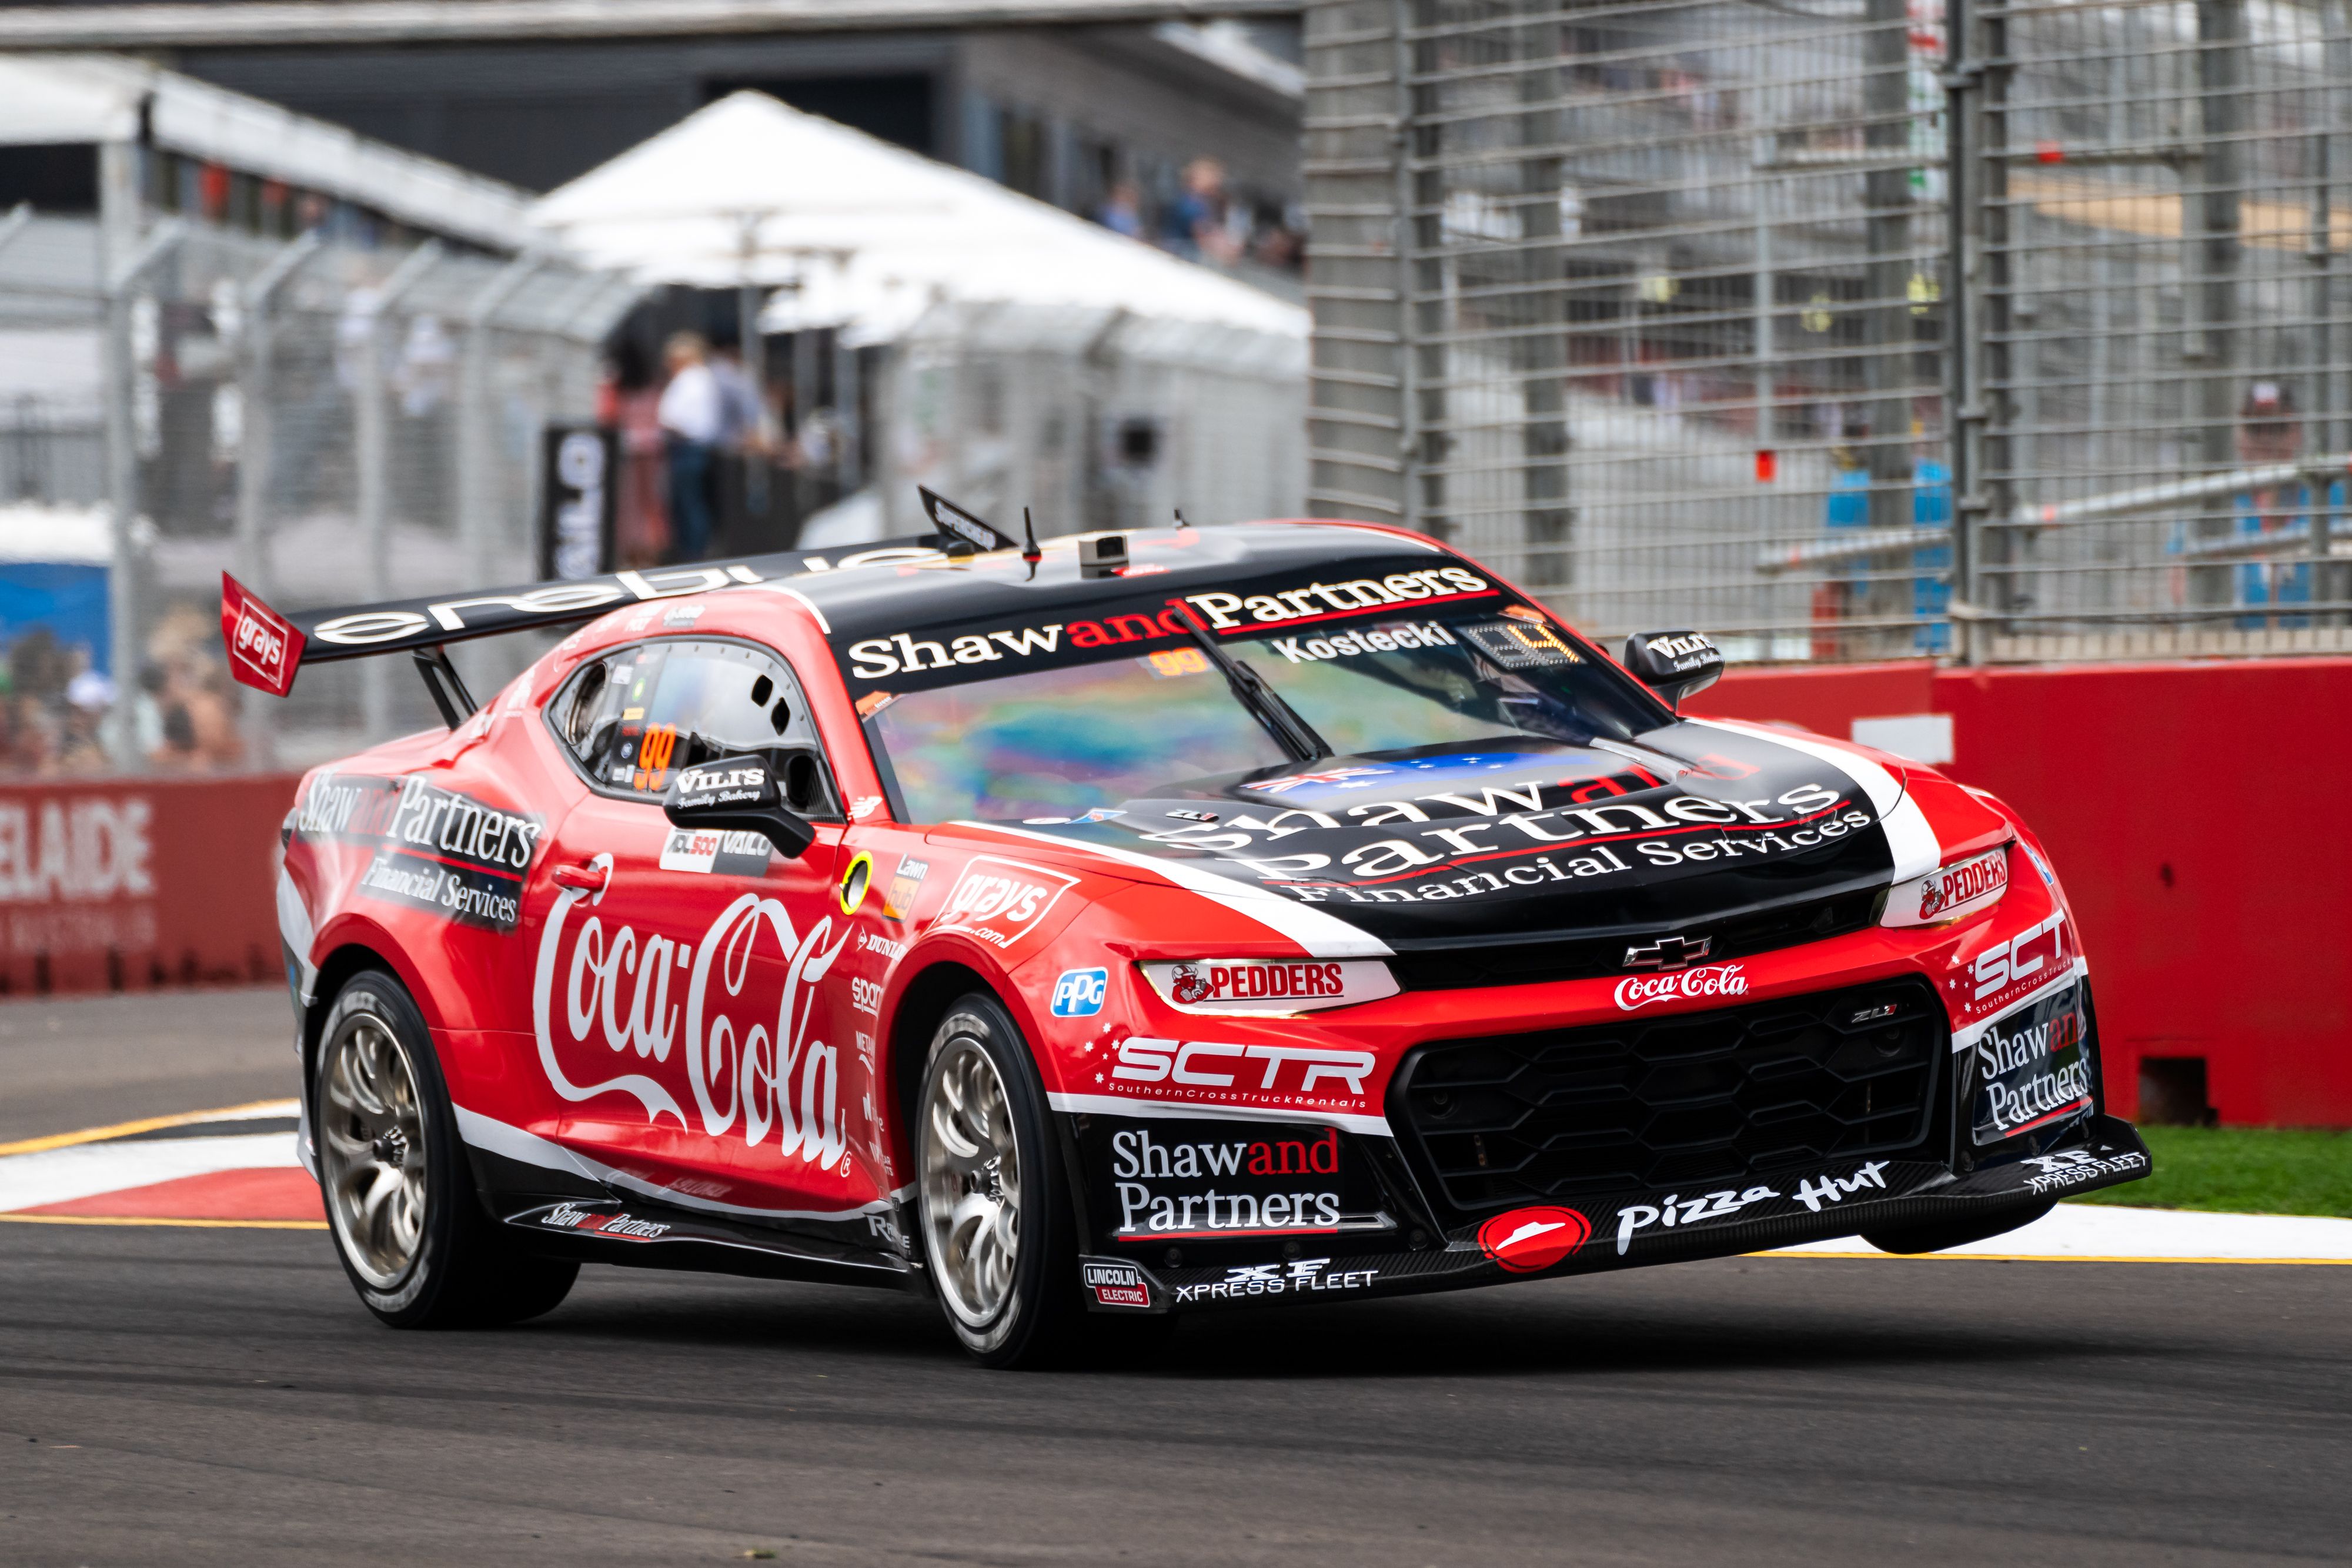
(297, 773), (542, 932)
(537, 1202), (670, 1241)
(532, 876), (855, 1171)
(1968, 979), (2093, 1146)
(840, 565), (1498, 681)
(1100, 1123), (1358, 1240)
(1145, 780), (1876, 904)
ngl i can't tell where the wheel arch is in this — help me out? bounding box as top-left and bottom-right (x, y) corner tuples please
(300, 938), (439, 1112)
(883, 959), (996, 1175)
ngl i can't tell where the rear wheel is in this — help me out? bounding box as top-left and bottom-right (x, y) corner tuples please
(916, 993), (1172, 1368)
(1862, 1199), (2056, 1256)
(314, 970), (577, 1328)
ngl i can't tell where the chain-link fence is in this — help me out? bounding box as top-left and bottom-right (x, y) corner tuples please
(1305, 0), (2352, 662)
(0, 210), (637, 774)
(873, 299), (1308, 539)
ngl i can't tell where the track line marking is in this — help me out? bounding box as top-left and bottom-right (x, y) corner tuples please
(0, 1099), (300, 1158)
(0, 1213), (325, 1231)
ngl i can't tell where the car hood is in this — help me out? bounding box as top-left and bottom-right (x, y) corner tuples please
(971, 719), (1938, 951)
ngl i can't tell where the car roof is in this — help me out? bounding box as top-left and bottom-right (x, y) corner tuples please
(785, 520), (1454, 644)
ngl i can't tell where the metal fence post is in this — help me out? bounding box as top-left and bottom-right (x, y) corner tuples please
(101, 222), (185, 773)
(1945, 0), (1983, 661)
(1302, 0), (1412, 526)
(1514, 0), (1571, 582)
(456, 255), (539, 631)
(2186, 0), (2247, 612)
(355, 241), (445, 739)
(232, 231), (321, 770)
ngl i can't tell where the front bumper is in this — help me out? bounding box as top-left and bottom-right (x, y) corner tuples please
(1080, 1113), (2150, 1314)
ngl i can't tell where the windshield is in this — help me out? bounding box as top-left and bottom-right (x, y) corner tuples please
(864, 609), (1663, 824)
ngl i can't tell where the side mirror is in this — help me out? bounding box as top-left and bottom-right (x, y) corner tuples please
(1622, 630), (1725, 708)
(664, 754), (817, 860)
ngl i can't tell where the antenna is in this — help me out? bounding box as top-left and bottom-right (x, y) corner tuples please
(1174, 507), (1191, 530)
(1021, 506), (1042, 566)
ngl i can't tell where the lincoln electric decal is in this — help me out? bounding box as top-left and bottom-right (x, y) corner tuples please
(296, 773), (543, 932)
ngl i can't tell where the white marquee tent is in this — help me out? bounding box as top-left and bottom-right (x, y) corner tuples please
(528, 91), (1305, 344)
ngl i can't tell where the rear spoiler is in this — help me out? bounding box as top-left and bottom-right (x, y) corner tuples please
(220, 489), (1020, 720)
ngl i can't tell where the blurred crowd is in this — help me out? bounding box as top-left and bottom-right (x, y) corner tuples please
(1095, 158), (1303, 272)
(0, 610), (245, 777)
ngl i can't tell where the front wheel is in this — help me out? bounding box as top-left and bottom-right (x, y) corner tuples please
(918, 993), (1128, 1369)
(313, 970), (577, 1328)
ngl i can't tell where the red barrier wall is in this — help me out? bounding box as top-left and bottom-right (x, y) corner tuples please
(0, 774), (297, 998)
(1696, 659), (2352, 1127)
(13, 663), (2345, 1129)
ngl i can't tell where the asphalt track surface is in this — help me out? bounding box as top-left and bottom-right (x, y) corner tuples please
(4, 991), (2348, 1567)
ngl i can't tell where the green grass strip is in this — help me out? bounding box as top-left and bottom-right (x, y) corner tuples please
(2070, 1126), (2352, 1218)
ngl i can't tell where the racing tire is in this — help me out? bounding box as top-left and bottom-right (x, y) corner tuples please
(313, 969), (578, 1329)
(1862, 1199), (2057, 1256)
(916, 992), (1172, 1369)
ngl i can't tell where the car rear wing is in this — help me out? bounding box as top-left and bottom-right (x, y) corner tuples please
(220, 487), (1018, 724)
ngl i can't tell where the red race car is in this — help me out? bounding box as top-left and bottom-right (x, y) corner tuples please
(227, 497), (2148, 1366)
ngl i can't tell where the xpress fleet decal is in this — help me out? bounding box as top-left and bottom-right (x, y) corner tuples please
(295, 772), (543, 932)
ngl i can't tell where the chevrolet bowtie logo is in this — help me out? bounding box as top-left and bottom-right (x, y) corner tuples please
(1622, 934), (1712, 971)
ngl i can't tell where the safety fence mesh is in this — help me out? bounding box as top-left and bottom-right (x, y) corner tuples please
(1305, 0), (2352, 661)
(0, 212), (636, 772)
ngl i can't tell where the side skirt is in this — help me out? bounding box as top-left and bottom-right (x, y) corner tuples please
(496, 1192), (924, 1292)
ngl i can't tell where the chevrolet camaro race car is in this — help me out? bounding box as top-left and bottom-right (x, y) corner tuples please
(224, 496), (2150, 1366)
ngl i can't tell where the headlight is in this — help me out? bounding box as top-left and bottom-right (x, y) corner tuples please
(1882, 844), (2010, 928)
(1140, 958), (1400, 1014)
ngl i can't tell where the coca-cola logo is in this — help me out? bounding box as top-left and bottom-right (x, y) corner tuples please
(532, 863), (852, 1168)
(1612, 962), (1749, 1012)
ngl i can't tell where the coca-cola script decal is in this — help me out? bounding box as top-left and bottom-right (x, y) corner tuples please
(532, 858), (853, 1168)
(1613, 962), (1749, 1012)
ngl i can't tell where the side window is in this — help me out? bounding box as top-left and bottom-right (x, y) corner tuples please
(551, 640), (840, 818)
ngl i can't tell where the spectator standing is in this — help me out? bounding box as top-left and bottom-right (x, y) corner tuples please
(710, 339), (766, 454)
(657, 332), (724, 563)
(1161, 159), (1241, 265)
(599, 340), (671, 567)
(1097, 180), (1144, 240)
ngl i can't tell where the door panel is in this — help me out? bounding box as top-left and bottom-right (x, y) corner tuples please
(522, 636), (891, 1230)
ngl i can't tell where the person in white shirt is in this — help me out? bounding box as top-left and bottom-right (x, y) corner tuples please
(657, 332), (723, 561)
